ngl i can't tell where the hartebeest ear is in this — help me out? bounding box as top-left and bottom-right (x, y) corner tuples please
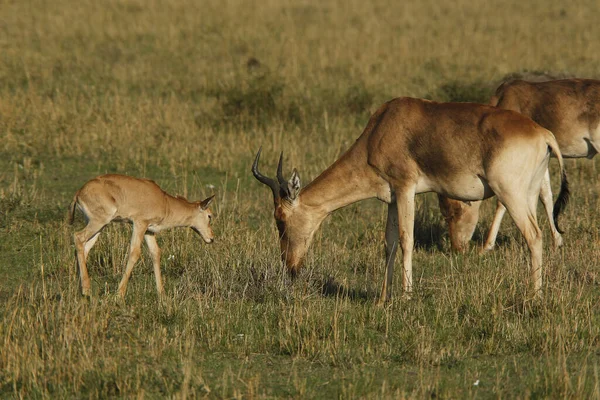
(199, 195), (215, 210)
(287, 169), (301, 200)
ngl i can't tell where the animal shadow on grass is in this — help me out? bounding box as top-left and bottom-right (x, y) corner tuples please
(321, 276), (377, 302)
(414, 207), (514, 253)
(413, 210), (447, 251)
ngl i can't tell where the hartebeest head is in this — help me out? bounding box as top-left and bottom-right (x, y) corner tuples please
(252, 148), (323, 276)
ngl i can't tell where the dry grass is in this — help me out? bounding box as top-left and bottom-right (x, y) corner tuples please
(2, 0), (600, 397)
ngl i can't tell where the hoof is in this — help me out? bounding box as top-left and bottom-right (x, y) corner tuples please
(376, 297), (389, 307)
(479, 245), (494, 255)
(552, 235), (563, 250)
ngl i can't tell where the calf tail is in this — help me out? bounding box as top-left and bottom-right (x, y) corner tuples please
(545, 131), (570, 234)
(68, 195), (78, 225)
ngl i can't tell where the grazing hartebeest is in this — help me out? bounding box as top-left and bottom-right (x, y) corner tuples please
(69, 174), (215, 298)
(253, 97), (569, 302)
(442, 79), (598, 252)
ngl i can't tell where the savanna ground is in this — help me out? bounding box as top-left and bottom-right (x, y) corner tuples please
(1, 0), (600, 398)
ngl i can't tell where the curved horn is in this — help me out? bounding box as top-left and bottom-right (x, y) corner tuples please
(276, 151), (287, 187)
(252, 147), (280, 199)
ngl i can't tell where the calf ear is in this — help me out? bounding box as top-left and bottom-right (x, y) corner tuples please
(200, 195), (215, 210)
(287, 169), (301, 200)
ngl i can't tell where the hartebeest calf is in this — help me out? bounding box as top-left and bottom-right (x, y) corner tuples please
(69, 174), (215, 298)
(253, 97), (569, 301)
(442, 78), (597, 252)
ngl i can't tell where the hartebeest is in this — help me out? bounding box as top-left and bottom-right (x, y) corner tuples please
(69, 174), (215, 298)
(253, 97), (569, 301)
(442, 79), (597, 252)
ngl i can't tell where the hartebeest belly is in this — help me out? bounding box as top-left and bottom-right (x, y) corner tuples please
(253, 97), (569, 302)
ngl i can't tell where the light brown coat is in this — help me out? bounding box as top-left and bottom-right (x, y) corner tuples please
(69, 174), (215, 298)
(253, 97), (569, 301)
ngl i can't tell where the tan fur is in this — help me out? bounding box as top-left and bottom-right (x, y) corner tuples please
(443, 78), (597, 252)
(70, 174), (215, 298)
(253, 97), (568, 301)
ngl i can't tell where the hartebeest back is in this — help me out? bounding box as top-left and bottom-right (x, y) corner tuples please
(442, 78), (597, 252)
(69, 174), (215, 298)
(253, 97), (569, 301)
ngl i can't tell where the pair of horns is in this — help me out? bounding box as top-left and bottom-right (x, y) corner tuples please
(252, 147), (290, 199)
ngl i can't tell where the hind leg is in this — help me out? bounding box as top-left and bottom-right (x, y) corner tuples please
(488, 170), (561, 253)
(74, 222), (106, 296)
(499, 192), (543, 296)
(84, 232), (101, 259)
(482, 201), (507, 252)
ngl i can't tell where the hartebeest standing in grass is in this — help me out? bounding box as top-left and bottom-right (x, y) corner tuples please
(441, 78), (597, 253)
(69, 174), (215, 298)
(253, 97), (569, 302)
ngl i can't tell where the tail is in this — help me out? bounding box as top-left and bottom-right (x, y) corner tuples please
(68, 195), (78, 225)
(545, 131), (570, 234)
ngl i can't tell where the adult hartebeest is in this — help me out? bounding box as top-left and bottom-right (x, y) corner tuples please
(69, 174), (215, 298)
(442, 78), (597, 252)
(253, 97), (569, 301)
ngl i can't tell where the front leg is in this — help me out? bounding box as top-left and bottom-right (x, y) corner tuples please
(144, 233), (165, 297)
(117, 222), (148, 298)
(391, 186), (416, 298)
(378, 198), (399, 305)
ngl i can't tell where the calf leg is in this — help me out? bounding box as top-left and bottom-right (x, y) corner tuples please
(117, 222), (147, 298)
(84, 233), (101, 259)
(74, 222), (105, 296)
(144, 233), (165, 297)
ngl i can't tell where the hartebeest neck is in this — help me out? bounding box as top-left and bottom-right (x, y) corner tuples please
(299, 144), (382, 216)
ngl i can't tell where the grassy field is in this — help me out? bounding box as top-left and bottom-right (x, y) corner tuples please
(2, 0), (600, 397)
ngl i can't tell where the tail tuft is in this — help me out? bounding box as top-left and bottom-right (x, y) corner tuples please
(552, 169), (570, 234)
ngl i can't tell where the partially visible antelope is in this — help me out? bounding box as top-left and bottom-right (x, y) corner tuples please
(442, 78), (597, 252)
(69, 174), (215, 298)
(253, 97), (569, 302)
